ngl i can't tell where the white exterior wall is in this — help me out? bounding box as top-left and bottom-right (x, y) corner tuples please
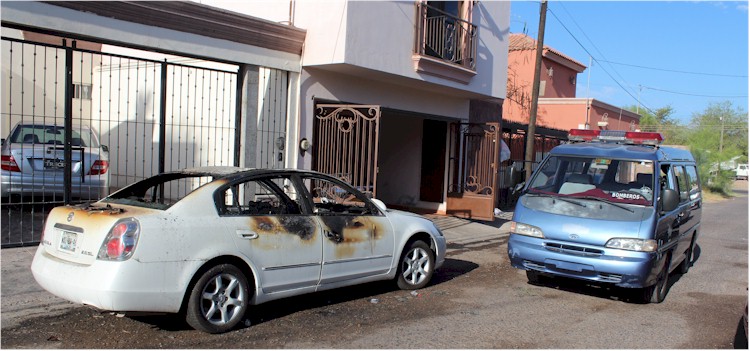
(203, 0), (510, 99)
(1, 1), (301, 73)
(294, 0), (509, 99)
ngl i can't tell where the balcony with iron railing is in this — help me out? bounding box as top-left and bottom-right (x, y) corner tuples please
(413, 2), (478, 83)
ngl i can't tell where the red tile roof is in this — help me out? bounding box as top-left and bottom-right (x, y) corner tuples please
(509, 33), (586, 70)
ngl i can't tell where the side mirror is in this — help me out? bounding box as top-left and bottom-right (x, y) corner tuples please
(661, 189), (679, 213)
(101, 145), (109, 153)
(370, 198), (387, 212)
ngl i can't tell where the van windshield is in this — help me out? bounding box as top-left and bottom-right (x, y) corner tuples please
(528, 156), (654, 207)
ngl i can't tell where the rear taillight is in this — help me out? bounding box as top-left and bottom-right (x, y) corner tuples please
(87, 160), (109, 175)
(98, 218), (140, 261)
(1, 155), (21, 172)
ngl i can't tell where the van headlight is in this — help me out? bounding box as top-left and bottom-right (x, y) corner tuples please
(605, 238), (657, 252)
(510, 221), (544, 238)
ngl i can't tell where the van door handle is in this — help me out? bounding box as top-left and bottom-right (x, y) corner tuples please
(236, 230), (259, 240)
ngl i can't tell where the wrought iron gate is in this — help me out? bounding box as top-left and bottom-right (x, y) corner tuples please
(446, 122), (500, 221)
(312, 104), (381, 197)
(1, 35), (240, 247)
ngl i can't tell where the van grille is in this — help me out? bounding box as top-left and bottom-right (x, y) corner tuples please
(544, 243), (603, 257)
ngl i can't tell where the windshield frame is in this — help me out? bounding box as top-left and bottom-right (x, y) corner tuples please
(526, 154), (656, 207)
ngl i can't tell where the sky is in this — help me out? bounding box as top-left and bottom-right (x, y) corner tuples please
(508, 1), (749, 123)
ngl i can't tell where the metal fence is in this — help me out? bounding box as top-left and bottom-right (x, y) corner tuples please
(496, 128), (566, 209)
(1, 36), (240, 247)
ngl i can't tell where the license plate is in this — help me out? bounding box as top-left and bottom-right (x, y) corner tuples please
(44, 158), (65, 169)
(59, 230), (78, 253)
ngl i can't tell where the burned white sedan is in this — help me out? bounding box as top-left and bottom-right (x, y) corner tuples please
(31, 167), (446, 333)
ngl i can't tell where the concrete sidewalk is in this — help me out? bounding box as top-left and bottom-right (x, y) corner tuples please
(0, 212), (512, 329)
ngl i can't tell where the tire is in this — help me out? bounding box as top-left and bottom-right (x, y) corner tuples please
(677, 234), (696, 274)
(641, 257), (670, 304)
(396, 240), (435, 290)
(526, 270), (542, 284)
(185, 264), (250, 334)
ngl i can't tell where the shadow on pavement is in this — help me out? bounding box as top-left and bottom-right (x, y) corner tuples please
(129, 257), (479, 332)
(527, 265), (691, 304)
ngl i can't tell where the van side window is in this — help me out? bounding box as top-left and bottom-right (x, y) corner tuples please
(686, 166), (701, 200)
(660, 164), (674, 192)
(674, 166), (690, 203)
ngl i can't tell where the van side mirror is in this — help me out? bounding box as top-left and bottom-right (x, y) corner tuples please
(661, 189), (679, 213)
(101, 145), (109, 153)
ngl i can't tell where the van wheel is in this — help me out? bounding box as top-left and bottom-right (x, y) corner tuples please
(678, 234), (696, 274)
(526, 270), (542, 284)
(641, 257), (670, 303)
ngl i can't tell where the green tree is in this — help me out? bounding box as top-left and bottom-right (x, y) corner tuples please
(687, 101), (748, 193)
(623, 104), (687, 144)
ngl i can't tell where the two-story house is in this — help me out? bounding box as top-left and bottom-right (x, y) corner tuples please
(2, 1), (510, 221)
(503, 33), (641, 163)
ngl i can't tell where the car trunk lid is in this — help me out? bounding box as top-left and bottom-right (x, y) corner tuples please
(40, 203), (144, 265)
(9, 143), (94, 177)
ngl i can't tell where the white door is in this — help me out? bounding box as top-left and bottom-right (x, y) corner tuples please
(217, 174), (322, 294)
(300, 174), (395, 285)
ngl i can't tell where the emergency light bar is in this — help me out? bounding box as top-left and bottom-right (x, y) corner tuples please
(568, 129), (664, 145)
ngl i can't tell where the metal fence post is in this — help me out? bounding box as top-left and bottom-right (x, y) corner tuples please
(64, 40), (74, 204)
(158, 60), (167, 174)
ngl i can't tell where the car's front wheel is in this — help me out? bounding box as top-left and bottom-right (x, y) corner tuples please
(186, 264), (250, 333)
(640, 256), (670, 304)
(396, 240), (435, 290)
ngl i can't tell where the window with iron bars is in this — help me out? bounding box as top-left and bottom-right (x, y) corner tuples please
(74, 83), (92, 100)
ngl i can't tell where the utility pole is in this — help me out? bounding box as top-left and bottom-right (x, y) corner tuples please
(524, 0), (547, 180)
(720, 116), (724, 153)
(637, 85), (643, 115)
(585, 55), (592, 129)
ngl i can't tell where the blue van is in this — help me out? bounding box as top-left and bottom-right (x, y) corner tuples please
(507, 129), (701, 303)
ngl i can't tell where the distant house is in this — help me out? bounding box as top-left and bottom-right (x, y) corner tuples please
(502, 33), (641, 163)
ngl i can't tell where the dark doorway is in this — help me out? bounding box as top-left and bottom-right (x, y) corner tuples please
(420, 119), (447, 202)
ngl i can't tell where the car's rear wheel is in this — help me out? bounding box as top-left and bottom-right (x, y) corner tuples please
(186, 264), (249, 334)
(396, 240), (435, 290)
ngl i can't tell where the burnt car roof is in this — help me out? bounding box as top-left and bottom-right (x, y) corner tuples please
(170, 167), (343, 181)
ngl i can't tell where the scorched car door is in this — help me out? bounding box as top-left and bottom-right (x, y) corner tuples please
(302, 174), (394, 285)
(218, 175), (322, 294)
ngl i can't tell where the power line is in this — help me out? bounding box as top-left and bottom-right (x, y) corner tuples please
(642, 86), (748, 98)
(597, 60), (748, 78)
(546, 7), (658, 115)
(556, 3), (652, 108)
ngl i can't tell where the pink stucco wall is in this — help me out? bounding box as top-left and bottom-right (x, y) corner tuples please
(504, 37), (640, 132)
(504, 50), (581, 125)
(537, 101), (640, 131)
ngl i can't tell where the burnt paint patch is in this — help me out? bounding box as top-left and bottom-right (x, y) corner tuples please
(278, 217), (317, 240)
(318, 216), (386, 245)
(249, 216), (318, 241)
